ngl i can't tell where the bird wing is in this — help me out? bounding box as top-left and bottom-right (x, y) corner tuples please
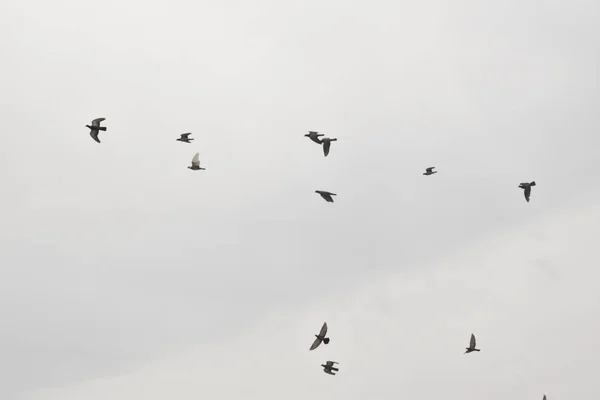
(91, 118), (105, 127)
(322, 193), (333, 202)
(325, 361), (338, 367)
(324, 369), (335, 375)
(323, 141), (331, 156)
(542, 396), (546, 400)
(470, 333), (476, 348)
(191, 152), (200, 166)
(524, 186), (531, 202)
(181, 133), (191, 139)
(318, 322), (328, 337)
(309, 337), (322, 350)
(426, 167), (435, 172)
(90, 130), (100, 143)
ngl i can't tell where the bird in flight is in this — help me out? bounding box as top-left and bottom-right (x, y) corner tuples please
(321, 361), (339, 375)
(188, 152), (205, 170)
(321, 137), (337, 157)
(423, 167), (437, 176)
(309, 322), (330, 350)
(315, 190), (336, 203)
(305, 131), (324, 144)
(518, 181), (536, 202)
(86, 118), (107, 143)
(465, 333), (480, 353)
(177, 133), (194, 143)
(542, 395), (546, 400)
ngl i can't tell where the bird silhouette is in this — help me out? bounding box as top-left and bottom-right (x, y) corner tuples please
(423, 167), (437, 176)
(305, 131), (324, 144)
(188, 153), (205, 170)
(321, 137), (337, 156)
(321, 361), (339, 375)
(465, 333), (480, 353)
(315, 190), (336, 203)
(86, 118), (106, 143)
(518, 181), (536, 202)
(177, 133), (194, 143)
(309, 322), (330, 350)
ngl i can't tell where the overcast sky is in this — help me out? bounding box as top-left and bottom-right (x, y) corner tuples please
(0, 0), (599, 399)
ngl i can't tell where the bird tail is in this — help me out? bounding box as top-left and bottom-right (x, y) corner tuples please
(99, 127), (107, 131)
(530, 181), (536, 186)
(331, 367), (339, 372)
(331, 138), (338, 141)
(323, 338), (330, 344)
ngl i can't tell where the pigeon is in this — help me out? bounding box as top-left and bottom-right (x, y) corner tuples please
(177, 133), (194, 143)
(305, 131), (324, 144)
(465, 333), (480, 353)
(321, 137), (337, 157)
(86, 118), (106, 143)
(309, 322), (330, 350)
(518, 181), (536, 202)
(423, 167), (437, 176)
(188, 152), (205, 170)
(321, 361), (339, 375)
(315, 190), (336, 203)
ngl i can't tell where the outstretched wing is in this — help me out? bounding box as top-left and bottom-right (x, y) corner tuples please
(324, 369), (336, 375)
(90, 130), (100, 143)
(191, 152), (200, 167)
(309, 337), (322, 351)
(426, 167), (435, 173)
(325, 361), (338, 367)
(470, 333), (476, 348)
(91, 118), (105, 127)
(318, 322), (328, 337)
(524, 186), (531, 202)
(322, 193), (333, 202)
(181, 133), (192, 139)
(323, 141), (331, 156)
(542, 395), (546, 400)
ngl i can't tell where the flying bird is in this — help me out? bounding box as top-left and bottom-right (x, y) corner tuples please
(518, 181), (536, 202)
(321, 137), (337, 157)
(86, 118), (106, 143)
(543, 395), (546, 400)
(305, 131), (324, 144)
(309, 322), (330, 350)
(177, 133), (194, 143)
(423, 167), (437, 175)
(321, 361), (339, 375)
(465, 333), (480, 353)
(188, 152), (205, 170)
(315, 190), (336, 203)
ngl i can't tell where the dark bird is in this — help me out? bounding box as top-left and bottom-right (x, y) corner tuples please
(177, 133), (194, 143)
(305, 131), (324, 144)
(423, 167), (437, 176)
(465, 333), (480, 353)
(543, 395), (547, 400)
(309, 322), (330, 350)
(321, 361), (339, 375)
(188, 152), (205, 170)
(518, 181), (536, 202)
(321, 137), (337, 156)
(86, 118), (106, 143)
(315, 190), (336, 203)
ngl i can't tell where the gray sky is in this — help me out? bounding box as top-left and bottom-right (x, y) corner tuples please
(0, 0), (599, 399)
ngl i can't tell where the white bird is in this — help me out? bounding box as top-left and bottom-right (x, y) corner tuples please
(188, 153), (205, 170)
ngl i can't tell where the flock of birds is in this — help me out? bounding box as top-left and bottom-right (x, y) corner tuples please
(86, 117), (544, 397)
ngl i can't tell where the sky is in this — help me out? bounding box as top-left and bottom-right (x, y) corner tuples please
(0, 0), (598, 399)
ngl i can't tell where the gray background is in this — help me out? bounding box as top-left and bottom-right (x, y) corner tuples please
(0, 0), (598, 399)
